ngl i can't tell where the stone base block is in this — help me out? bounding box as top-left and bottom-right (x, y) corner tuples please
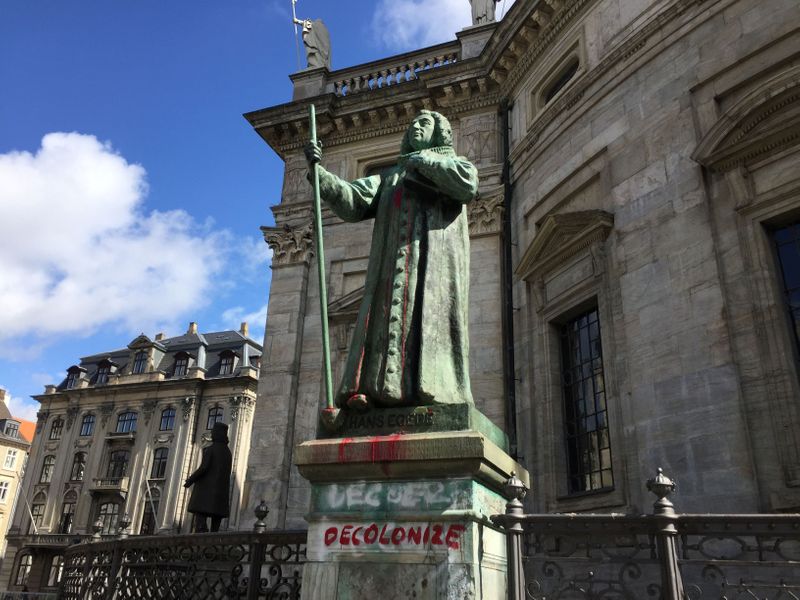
(295, 430), (530, 599)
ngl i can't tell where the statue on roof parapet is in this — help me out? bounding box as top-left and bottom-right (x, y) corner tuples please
(469, 0), (500, 25)
(293, 17), (331, 70)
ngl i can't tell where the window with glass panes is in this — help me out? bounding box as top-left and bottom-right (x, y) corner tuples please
(80, 414), (95, 436)
(48, 555), (64, 587)
(560, 307), (613, 494)
(219, 352), (235, 375)
(173, 354), (189, 376)
(70, 453), (86, 481)
(140, 491), (160, 535)
(15, 554), (32, 585)
(116, 411), (137, 433)
(207, 406), (224, 429)
(4, 449), (17, 469)
(49, 418), (64, 440)
(107, 450), (130, 479)
(132, 350), (147, 374)
(160, 407), (175, 431)
(59, 501), (76, 534)
(0, 481), (9, 503)
(4, 421), (19, 438)
(97, 502), (120, 534)
(773, 222), (800, 361)
(40, 455), (56, 483)
(150, 448), (168, 479)
(65, 371), (79, 389)
(29, 503), (44, 534)
(96, 365), (110, 384)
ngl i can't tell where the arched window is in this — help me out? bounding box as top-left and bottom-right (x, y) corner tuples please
(29, 499), (45, 534)
(80, 413), (96, 436)
(15, 553), (32, 586)
(159, 407), (176, 431)
(49, 417), (64, 440)
(132, 350), (147, 374)
(150, 448), (169, 479)
(48, 555), (64, 587)
(206, 406), (224, 430)
(140, 488), (161, 535)
(40, 455), (56, 483)
(59, 492), (77, 534)
(107, 450), (130, 479)
(97, 502), (120, 534)
(116, 411), (137, 433)
(70, 452), (86, 481)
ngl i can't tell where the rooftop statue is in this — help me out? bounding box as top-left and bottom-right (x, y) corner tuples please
(469, 0), (500, 25)
(297, 18), (331, 69)
(305, 111), (479, 411)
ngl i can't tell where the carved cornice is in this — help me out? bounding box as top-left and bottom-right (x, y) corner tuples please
(262, 223), (314, 267)
(229, 395), (256, 422)
(692, 65), (800, 173)
(516, 210), (614, 280)
(469, 194), (504, 237)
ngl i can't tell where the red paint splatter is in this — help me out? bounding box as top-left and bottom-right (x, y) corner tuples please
(338, 437), (354, 463)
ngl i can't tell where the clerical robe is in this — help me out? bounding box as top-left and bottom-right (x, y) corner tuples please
(317, 147), (478, 407)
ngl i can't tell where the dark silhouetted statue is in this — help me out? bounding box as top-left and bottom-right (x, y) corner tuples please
(184, 422), (232, 532)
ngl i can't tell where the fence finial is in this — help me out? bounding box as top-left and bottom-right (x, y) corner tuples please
(647, 467), (676, 516)
(254, 500), (269, 533)
(92, 518), (104, 540)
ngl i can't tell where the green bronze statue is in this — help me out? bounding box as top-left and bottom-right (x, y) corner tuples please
(305, 111), (479, 411)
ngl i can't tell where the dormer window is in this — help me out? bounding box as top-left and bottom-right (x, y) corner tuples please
(219, 350), (236, 375)
(4, 421), (19, 438)
(65, 366), (84, 389)
(173, 353), (189, 377)
(96, 366), (110, 384)
(132, 351), (147, 374)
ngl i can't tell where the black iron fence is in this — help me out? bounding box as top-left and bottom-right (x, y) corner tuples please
(58, 528), (306, 600)
(492, 469), (800, 600)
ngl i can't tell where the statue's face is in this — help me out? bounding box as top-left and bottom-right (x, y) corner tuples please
(408, 114), (435, 151)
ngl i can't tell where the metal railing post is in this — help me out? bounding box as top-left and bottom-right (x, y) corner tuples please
(104, 540), (123, 600)
(647, 468), (685, 600)
(502, 473), (527, 600)
(248, 501), (269, 600)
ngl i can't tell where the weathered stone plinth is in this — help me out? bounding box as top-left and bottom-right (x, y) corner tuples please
(295, 427), (530, 599)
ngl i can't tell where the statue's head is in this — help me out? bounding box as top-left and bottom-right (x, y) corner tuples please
(211, 422), (229, 443)
(400, 110), (453, 154)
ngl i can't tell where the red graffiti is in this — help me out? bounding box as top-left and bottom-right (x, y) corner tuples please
(323, 523), (466, 550)
(338, 437), (354, 463)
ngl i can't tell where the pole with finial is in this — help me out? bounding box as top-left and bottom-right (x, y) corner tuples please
(308, 104), (342, 431)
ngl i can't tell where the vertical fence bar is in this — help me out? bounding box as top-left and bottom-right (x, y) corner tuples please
(104, 541), (123, 600)
(248, 537), (265, 600)
(501, 473), (527, 600)
(647, 469), (685, 600)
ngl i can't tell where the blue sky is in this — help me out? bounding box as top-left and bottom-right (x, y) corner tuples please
(0, 0), (513, 421)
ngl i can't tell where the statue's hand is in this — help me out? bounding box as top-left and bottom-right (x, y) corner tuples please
(304, 141), (323, 167)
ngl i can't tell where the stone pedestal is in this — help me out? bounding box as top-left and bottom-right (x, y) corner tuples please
(295, 421), (530, 600)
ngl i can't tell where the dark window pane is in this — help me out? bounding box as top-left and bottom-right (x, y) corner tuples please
(560, 307), (613, 494)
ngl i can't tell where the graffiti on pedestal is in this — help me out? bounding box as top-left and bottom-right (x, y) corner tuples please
(322, 522), (467, 551)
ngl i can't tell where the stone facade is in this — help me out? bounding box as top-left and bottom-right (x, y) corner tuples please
(1, 324), (261, 593)
(243, 0), (800, 528)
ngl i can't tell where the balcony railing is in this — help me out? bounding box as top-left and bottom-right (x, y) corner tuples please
(329, 41), (460, 97)
(492, 469), (800, 600)
(90, 477), (129, 493)
(8, 533), (93, 547)
(59, 529), (307, 600)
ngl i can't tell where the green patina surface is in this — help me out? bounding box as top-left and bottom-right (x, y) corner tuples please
(318, 403), (508, 451)
(310, 477), (506, 519)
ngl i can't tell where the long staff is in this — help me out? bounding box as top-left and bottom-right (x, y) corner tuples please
(308, 104), (341, 431)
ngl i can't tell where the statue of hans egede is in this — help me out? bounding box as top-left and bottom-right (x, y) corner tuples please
(305, 111), (478, 411)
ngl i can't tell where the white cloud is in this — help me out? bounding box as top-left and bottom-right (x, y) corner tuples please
(221, 303), (268, 346)
(0, 133), (229, 356)
(0, 387), (39, 422)
(238, 235), (274, 284)
(371, 0), (517, 51)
